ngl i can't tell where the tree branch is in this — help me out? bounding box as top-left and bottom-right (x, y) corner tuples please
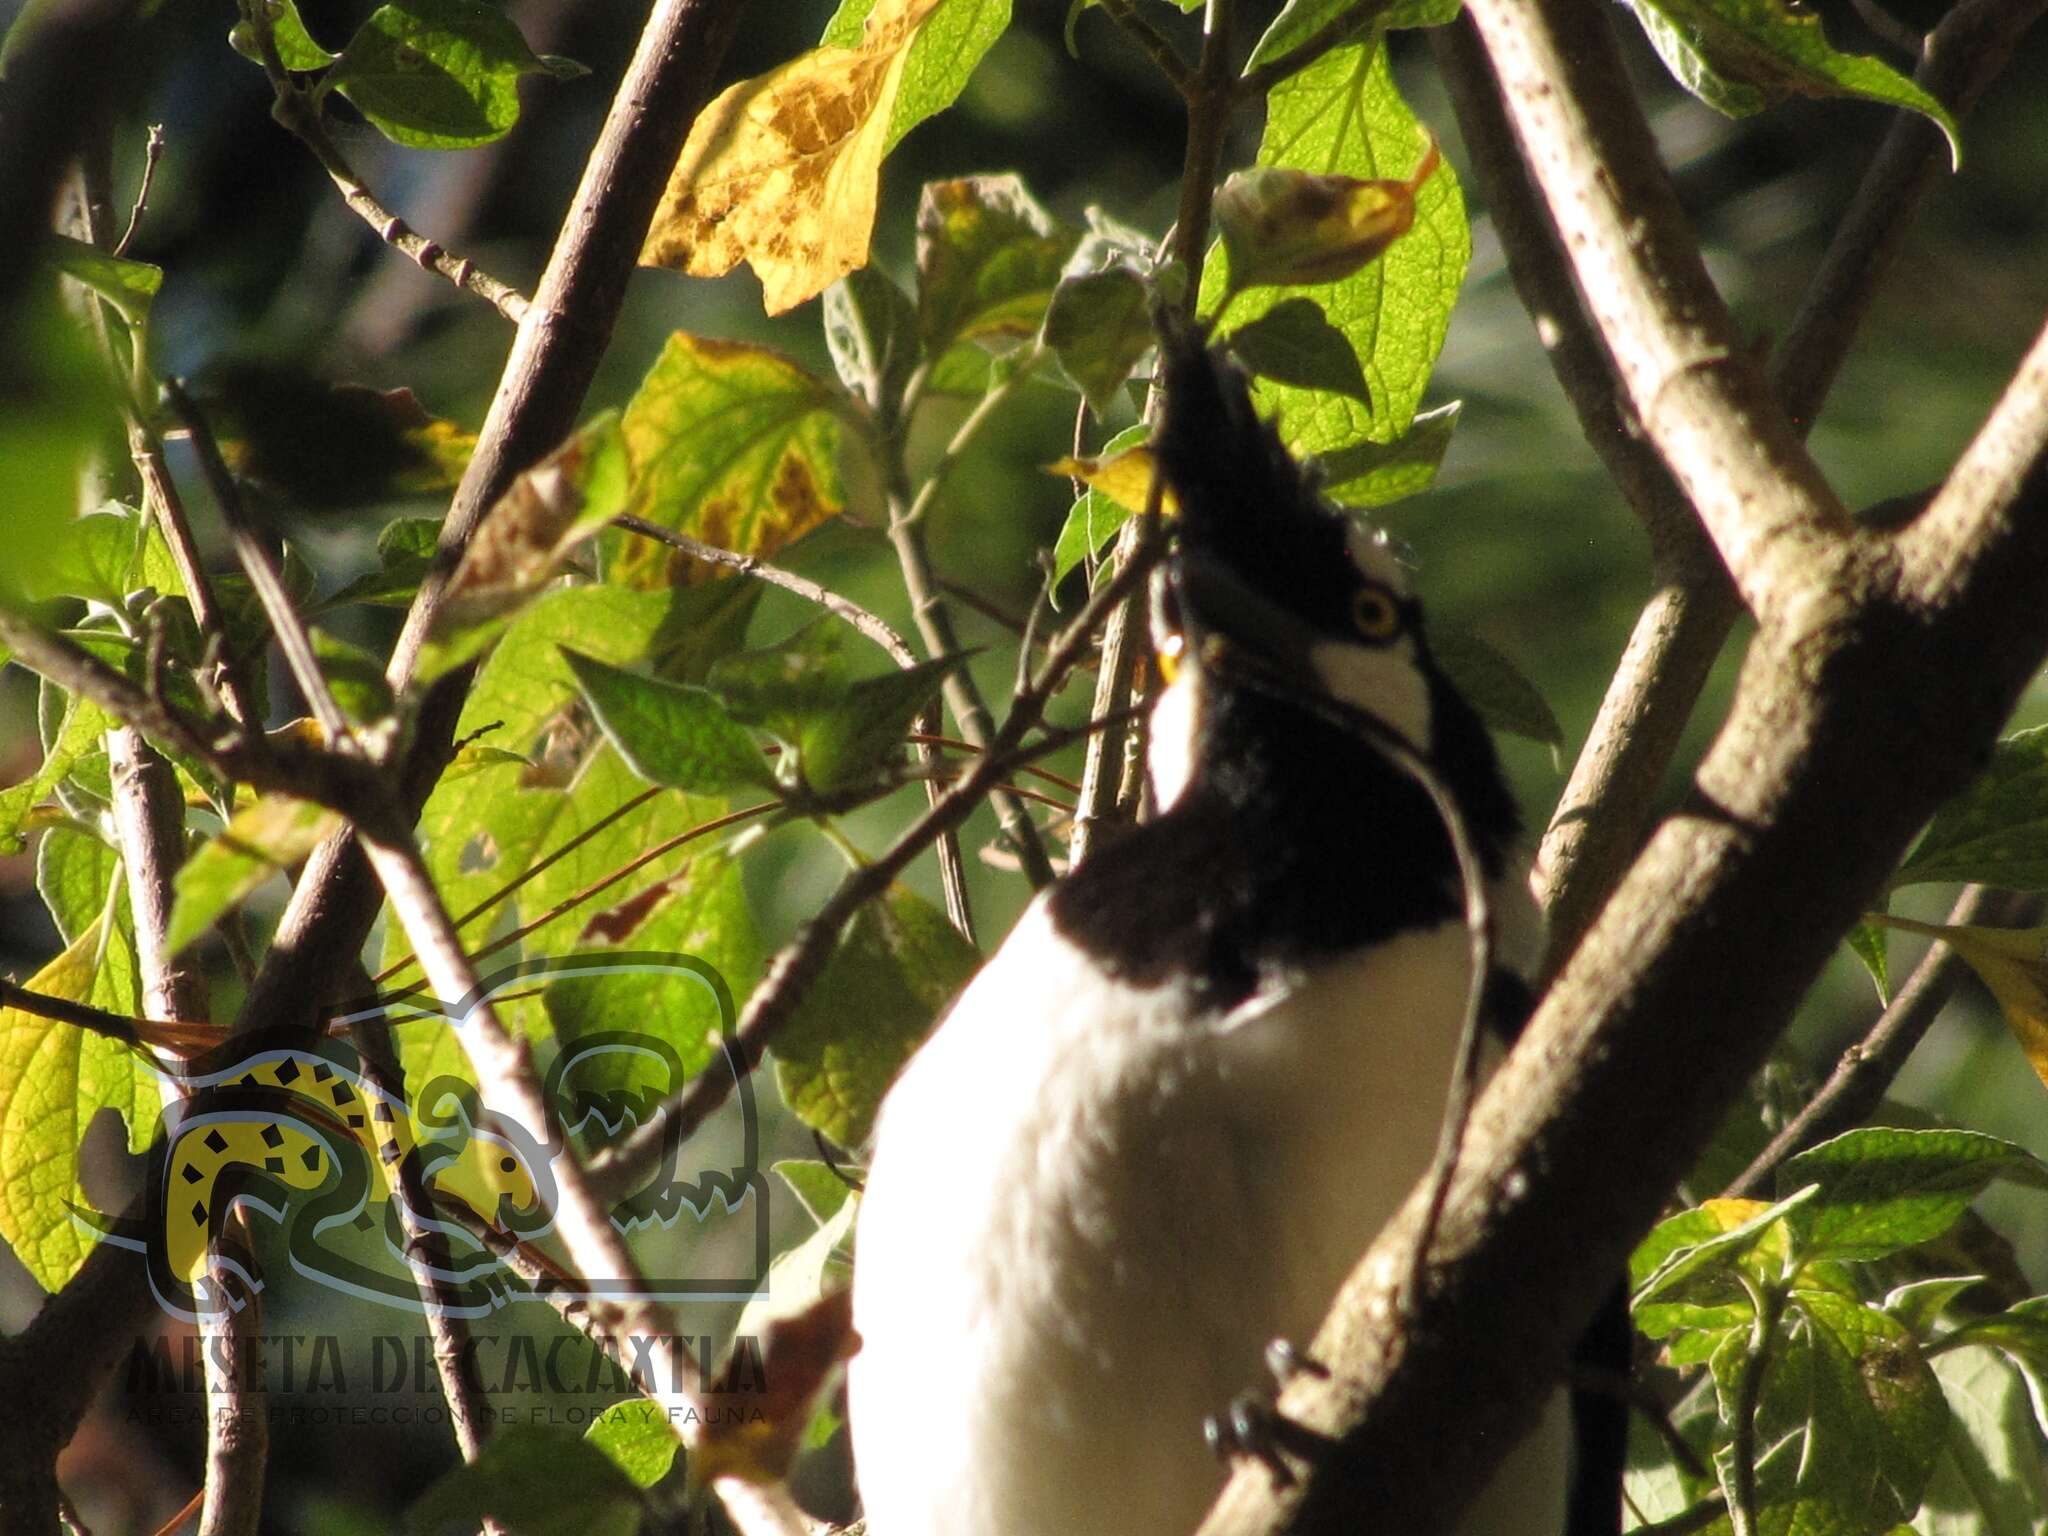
(234, 0), (750, 1040)
(1724, 885), (2034, 1199)
(588, 532), (1168, 1201)
(1193, 312), (2048, 1534)
(1461, 0), (1853, 623)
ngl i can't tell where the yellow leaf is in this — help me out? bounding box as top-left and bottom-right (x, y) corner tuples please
(1874, 916), (2048, 1092)
(640, 0), (946, 315)
(1044, 445), (1178, 517)
(1213, 140), (1441, 293)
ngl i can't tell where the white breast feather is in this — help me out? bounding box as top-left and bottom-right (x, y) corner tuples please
(849, 896), (1566, 1536)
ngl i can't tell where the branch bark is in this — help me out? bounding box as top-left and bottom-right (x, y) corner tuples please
(234, 0), (750, 1037)
(1194, 309), (2048, 1534)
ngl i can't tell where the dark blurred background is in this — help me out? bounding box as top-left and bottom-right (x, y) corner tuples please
(2, 0), (2046, 1528)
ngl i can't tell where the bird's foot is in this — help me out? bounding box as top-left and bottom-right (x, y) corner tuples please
(1201, 1339), (1332, 1488)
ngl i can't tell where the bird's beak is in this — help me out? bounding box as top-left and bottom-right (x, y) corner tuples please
(1167, 548), (1321, 685)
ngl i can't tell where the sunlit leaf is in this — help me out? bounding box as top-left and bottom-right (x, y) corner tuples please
(1243, 0), (1462, 75)
(1873, 919), (2048, 1095)
(820, 0), (1011, 151)
(614, 334), (844, 589)
(1049, 422), (1152, 593)
(773, 886), (978, 1145)
(168, 796), (343, 959)
(331, 0), (571, 150)
(640, 0), (951, 314)
(1919, 1345), (2048, 1536)
(916, 174), (1081, 353)
(1200, 36), (1467, 506)
(0, 919), (159, 1292)
(228, 0), (339, 68)
(1619, 0), (1960, 166)
(47, 234), (162, 325)
(824, 266), (921, 412)
(1212, 149), (1438, 295)
(309, 628), (395, 723)
(564, 649), (780, 798)
(1044, 441), (1174, 519)
(1780, 1127), (2048, 1263)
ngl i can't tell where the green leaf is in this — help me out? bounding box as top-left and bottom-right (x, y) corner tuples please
(773, 886), (979, 1145)
(1426, 623), (1564, 749)
(0, 918), (160, 1292)
(734, 1191), (856, 1342)
(614, 333), (845, 591)
(1713, 1291), (1946, 1536)
(47, 234), (163, 325)
(706, 618), (953, 795)
(168, 796), (344, 959)
(309, 628), (395, 723)
(1043, 267), (1153, 416)
(0, 690), (114, 853)
(824, 267), (922, 413)
(584, 1401), (681, 1490)
(820, 0), (1011, 151)
(563, 649), (779, 798)
(1847, 918), (1891, 1004)
(1311, 399), (1457, 507)
(1882, 1275), (1983, 1336)
(1919, 1344), (2048, 1536)
(1619, 0), (1961, 166)
(1779, 1128), (2048, 1263)
(1895, 726), (2048, 890)
(775, 1158), (857, 1226)
(1224, 296), (1371, 403)
(1244, 0), (1460, 75)
(1199, 36), (1468, 507)
(36, 824), (120, 946)
(320, 516), (442, 610)
(1631, 1189), (1818, 1307)
(228, 0), (337, 69)
(407, 1425), (641, 1536)
(18, 508), (145, 607)
(916, 175), (1082, 355)
(331, 0), (566, 150)
(1050, 422), (1150, 595)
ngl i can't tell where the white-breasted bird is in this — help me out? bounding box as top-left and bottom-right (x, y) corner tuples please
(848, 329), (1620, 1536)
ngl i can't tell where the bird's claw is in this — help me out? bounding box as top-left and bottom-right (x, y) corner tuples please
(1202, 1391), (1297, 1488)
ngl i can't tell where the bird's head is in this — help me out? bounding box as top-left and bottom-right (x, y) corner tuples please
(1145, 328), (1519, 874)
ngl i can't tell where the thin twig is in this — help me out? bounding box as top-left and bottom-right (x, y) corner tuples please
(1073, 0), (1237, 863)
(113, 121), (164, 256)
(1095, 0), (1196, 95)
(374, 800), (779, 987)
(1725, 890), (2033, 1198)
(589, 531), (1168, 1202)
(611, 512), (975, 939)
(166, 378), (356, 748)
(235, 0), (753, 1033)
(888, 347), (1059, 888)
(236, 5), (530, 323)
(347, 1007), (499, 1473)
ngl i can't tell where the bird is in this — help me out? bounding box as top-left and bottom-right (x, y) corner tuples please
(847, 326), (1620, 1536)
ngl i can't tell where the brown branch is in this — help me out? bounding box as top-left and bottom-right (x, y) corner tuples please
(1073, 2), (1237, 864)
(1462, 0), (1852, 623)
(234, 0), (751, 1044)
(112, 121), (164, 257)
(1724, 886), (2034, 1199)
(588, 533), (1168, 1202)
(1094, 0), (1195, 96)
(238, 7), (531, 324)
(1192, 314), (2048, 1535)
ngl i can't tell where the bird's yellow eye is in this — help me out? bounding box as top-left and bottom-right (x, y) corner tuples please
(1156, 631), (1185, 684)
(1349, 585), (1403, 641)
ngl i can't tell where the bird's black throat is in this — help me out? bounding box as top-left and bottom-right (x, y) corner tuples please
(1047, 660), (1520, 1010)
